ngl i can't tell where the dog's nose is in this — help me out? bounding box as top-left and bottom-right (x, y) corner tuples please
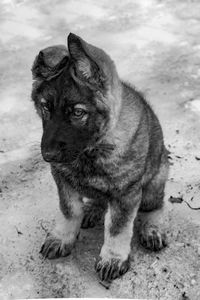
(42, 150), (60, 162)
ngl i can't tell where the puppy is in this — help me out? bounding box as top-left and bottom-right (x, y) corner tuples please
(31, 33), (169, 282)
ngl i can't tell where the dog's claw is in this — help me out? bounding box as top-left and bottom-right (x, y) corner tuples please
(139, 224), (168, 251)
(95, 256), (130, 281)
(40, 235), (73, 259)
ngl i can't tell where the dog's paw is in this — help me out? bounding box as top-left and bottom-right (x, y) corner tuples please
(81, 205), (104, 229)
(139, 223), (168, 251)
(95, 256), (130, 281)
(81, 210), (100, 229)
(40, 234), (74, 259)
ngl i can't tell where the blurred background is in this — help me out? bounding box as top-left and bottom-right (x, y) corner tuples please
(0, 0), (200, 299)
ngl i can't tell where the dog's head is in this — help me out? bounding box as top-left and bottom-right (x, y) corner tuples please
(31, 33), (121, 164)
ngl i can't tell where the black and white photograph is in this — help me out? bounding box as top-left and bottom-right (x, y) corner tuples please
(0, 0), (200, 299)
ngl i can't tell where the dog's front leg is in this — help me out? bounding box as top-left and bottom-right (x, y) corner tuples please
(40, 169), (83, 259)
(95, 183), (141, 281)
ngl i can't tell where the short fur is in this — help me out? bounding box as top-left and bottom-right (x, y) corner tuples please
(32, 33), (169, 282)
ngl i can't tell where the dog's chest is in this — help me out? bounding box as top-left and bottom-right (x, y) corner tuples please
(63, 158), (113, 200)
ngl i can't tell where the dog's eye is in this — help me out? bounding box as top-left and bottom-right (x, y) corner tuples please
(72, 108), (86, 118)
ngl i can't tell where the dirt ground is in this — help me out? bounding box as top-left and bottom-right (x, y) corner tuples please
(0, 0), (200, 299)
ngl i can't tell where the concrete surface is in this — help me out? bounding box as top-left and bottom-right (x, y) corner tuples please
(0, 0), (200, 299)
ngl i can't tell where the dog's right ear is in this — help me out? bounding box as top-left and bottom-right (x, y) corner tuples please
(31, 45), (69, 81)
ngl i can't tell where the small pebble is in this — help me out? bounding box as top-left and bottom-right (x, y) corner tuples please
(191, 279), (196, 286)
(197, 246), (200, 256)
(150, 260), (158, 268)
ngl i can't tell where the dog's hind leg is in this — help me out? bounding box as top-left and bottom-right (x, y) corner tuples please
(138, 158), (169, 251)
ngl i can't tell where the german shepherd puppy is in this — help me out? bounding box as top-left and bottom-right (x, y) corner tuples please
(31, 33), (169, 282)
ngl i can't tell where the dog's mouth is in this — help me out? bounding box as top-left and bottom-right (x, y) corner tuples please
(41, 142), (115, 164)
(41, 149), (80, 164)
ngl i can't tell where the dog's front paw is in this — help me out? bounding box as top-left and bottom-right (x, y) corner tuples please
(40, 234), (74, 259)
(139, 223), (168, 251)
(95, 256), (130, 281)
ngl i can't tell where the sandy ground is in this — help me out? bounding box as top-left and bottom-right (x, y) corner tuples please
(0, 0), (200, 299)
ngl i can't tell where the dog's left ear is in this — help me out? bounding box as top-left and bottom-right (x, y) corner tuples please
(32, 45), (69, 81)
(68, 33), (113, 90)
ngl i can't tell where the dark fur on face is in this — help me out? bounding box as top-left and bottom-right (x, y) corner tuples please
(31, 35), (116, 164)
(32, 33), (169, 283)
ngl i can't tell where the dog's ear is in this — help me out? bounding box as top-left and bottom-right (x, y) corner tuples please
(68, 33), (114, 90)
(32, 45), (69, 81)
